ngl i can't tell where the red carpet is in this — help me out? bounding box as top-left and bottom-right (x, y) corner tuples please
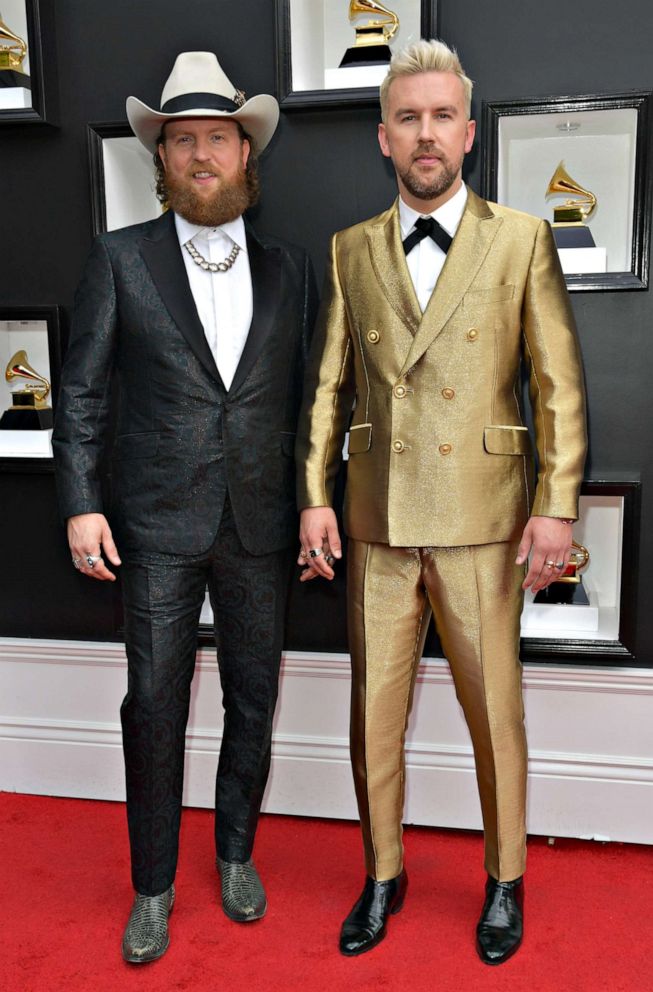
(1, 793), (651, 992)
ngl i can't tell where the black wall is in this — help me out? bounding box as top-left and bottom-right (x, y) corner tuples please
(1, 0), (651, 663)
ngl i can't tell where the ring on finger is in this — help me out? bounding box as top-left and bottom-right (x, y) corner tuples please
(555, 561), (565, 569)
(545, 560), (555, 568)
(72, 557), (82, 569)
(325, 553), (335, 566)
(299, 549), (308, 559)
(309, 547), (323, 558)
(86, 554), (102, 569)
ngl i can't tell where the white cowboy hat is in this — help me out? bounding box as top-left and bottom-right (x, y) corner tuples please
(126, 51), (279, 155)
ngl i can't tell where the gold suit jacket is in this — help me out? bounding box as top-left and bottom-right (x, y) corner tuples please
(296, 190), (587, 547)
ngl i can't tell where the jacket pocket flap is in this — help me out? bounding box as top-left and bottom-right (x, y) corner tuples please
(348, 423), (372, 455)
(464, 284), (515, 306)
(114, 432), (160, 460)
(484, 425), (531, 455)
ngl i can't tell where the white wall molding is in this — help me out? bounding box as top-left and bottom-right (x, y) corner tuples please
(1, 637), (651, 844)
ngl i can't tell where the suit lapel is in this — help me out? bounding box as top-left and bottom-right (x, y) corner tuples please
(139, 211), (223, 386)
(400, 190), (503, 375)
(365, 202), (421, 340)
(228, 227), (281, 397)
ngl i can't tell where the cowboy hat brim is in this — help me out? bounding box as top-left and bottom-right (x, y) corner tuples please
(126, 93), (280, 155)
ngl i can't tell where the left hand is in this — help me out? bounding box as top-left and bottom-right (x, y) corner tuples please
(516, 516), (573, 592)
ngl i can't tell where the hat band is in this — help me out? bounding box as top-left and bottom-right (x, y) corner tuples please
(161, 92), (239, 115)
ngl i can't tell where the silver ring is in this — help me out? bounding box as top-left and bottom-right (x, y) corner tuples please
(309, 547), (323, 558)
(72, 557), (82, 569)
(325, 554), (335, 566)
(555, 561), (565, 569)
(299, 550), (308, 559)
(545, 560), (555, 568)
(86, 554), (102, 569)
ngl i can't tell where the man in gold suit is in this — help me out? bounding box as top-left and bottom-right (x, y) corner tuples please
(295, 39), (586, 964)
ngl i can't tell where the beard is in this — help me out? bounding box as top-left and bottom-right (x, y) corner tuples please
(164, 163), (257, 227)
(398, 144), (463, 202)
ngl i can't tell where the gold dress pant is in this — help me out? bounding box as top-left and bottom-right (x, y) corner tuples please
(347, 538), (527, 883)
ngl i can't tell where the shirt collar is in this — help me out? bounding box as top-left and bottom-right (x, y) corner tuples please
(399, 182), (468, 239)
(174, 211), (247, 250)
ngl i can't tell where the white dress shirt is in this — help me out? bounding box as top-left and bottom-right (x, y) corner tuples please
(399, 183), (468, 312)
(175, 213), (253, 390)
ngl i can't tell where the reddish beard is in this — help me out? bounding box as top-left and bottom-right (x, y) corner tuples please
(164, 163), (255, 226)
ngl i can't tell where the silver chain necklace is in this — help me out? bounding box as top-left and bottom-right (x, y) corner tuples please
(184, 239), (241, 273)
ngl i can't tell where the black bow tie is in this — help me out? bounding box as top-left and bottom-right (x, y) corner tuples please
(403, 216), (452, 256)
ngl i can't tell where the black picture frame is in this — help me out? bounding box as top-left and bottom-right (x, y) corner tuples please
(520, 481), (641, 665)
(481, 92), (652, 292)
(87, 121), (161, 237)
(275, 0), (438, 109)
(0, 0), (58, 126)
(0, 304), (64, 468)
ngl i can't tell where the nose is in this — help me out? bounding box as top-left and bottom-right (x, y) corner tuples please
(193, 136), (212, 160)
(418, 114), (435, 143)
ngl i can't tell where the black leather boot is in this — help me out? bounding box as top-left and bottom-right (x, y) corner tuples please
(339, 869), (407, 956)
(476, 875), (524, 965)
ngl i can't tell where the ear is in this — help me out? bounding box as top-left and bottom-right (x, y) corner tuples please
(378, 122), (391, 159)
(158, 141), (168, 170)
(241, 137), (251, 168)
(464, 119), (476, 154)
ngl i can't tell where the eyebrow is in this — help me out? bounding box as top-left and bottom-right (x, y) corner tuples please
(394, 104), (459, 117)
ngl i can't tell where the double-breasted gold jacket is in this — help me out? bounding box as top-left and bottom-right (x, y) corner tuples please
(296, 190), (587, 547)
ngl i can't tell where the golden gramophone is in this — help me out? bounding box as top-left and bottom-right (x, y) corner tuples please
(534, 540), (591, 606)
(0, 350), (53, 430)
(545, 161), (597, 248)
(340, 0), (400, 68)
(0, 15), (28, 71)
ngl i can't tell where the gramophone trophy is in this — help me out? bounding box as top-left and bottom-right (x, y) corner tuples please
(339, 0), (400, 68)
(534, 540), (591, 606)
(545, 161), (597, 249)
(0, 350), (53, 430)
(0, 13), (31, 90)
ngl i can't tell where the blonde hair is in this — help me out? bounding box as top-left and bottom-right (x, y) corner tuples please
(379, 39), (473, 122)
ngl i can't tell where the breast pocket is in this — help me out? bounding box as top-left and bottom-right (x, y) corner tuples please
(464, 284), (515, 308)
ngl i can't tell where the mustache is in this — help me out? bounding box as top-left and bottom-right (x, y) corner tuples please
(412, 143), (442, 160)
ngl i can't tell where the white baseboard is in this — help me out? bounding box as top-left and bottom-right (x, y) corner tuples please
(1, 639), (651, 844)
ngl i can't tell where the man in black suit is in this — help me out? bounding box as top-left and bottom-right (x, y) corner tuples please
(53, 51), (315, 963)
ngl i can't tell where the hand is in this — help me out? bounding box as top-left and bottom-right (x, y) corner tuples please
(516, 516), (573, 593)
(67, 512), (121, 582)
(298, 507), (342, 582)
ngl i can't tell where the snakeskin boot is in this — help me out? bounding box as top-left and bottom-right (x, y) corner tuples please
(121, 883), (175, 963)
(217, 857), (267, 922)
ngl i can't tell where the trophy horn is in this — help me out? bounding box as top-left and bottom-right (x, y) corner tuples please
(349, 0), (400, 43)
(5, 350), (51, 403)
(0, 15), (28, 70)
(546, 161), (597, 222)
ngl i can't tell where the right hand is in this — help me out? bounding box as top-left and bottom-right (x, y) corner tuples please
(298, 507), (342, 582)
(67, 512), (121, 582)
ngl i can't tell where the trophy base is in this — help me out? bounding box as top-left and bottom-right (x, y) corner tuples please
(339, 44), (392, 68)
(0, 407), (53, 430)
(534, 582), (590, 606)
(0, 69), (31, 89)
(552, 224), (596, 249)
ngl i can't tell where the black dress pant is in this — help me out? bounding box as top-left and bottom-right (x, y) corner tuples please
(120, 498), (292, 896)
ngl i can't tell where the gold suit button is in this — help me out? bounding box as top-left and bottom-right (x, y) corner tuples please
(394, 384), (406, 398)
(367, 329), (380, 343)
(393, 440), (405, 453)
(467, 328), (479, 341)
(442, 387), (455, 400)
(439, 443), (452, 455)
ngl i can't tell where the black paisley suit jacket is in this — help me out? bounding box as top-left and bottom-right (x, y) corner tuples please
(53, 210), (316, 556)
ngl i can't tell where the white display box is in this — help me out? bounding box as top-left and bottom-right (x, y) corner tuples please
(558, 246), (607, 274)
